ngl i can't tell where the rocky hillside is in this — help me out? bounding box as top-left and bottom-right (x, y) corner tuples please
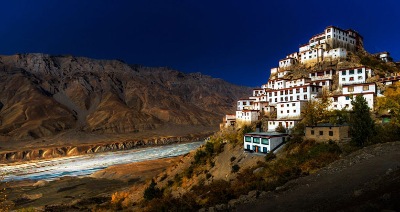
(0, 54), (251, 141)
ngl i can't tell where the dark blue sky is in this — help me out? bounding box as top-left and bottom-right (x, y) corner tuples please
(0, 1), (399, 87)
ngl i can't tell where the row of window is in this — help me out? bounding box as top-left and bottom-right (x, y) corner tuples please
(310, 130), (334, 136)
(310, 71), (333, 76)
(238, 101), (252, 105)
(327, 34), (353, 43)
(347, 85), (369, 92)
(342, 69), (363, 75)
(341, 76), (363, 81)
(280, 110), (297, 114)
(244, 137), (269, 145)
(332, 96), (353, 102)
(269, 94), (308, 102)
(268, 87), (320, 97)
(246, 145), (269, 153)
(268, 88), (307, 96)
(281, 103), (296, 107)
(269, 121), (294, 126)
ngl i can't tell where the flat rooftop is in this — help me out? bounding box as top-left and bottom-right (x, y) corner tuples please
(245, 132), (288, 137)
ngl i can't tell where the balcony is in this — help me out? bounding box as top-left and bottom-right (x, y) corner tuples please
(276, 115), (302, 120)
(341, 81), (366, 86)
(310, 75), (333, 81)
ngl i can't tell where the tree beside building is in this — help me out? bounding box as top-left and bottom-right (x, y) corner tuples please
(349, 95), (375, 146)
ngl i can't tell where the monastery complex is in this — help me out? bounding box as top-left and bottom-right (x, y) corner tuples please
(222, 26), (396, 133)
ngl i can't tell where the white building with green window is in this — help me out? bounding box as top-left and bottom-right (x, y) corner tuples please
(338, 66), (372, 85)
(244, 132), (288, 153)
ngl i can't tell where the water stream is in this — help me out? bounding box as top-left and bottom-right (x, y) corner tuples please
(0, 141), (203, 182)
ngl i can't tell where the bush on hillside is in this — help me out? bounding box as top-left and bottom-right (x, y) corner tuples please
(275, 125), (286, 133)
(350, 95), (375, 146)
(193, 149), (207, 165)
(231, 164), (240, 173)
(143, 179), (163, 201)
(205, 141), (214, 155)
(371, 123), (400, 144)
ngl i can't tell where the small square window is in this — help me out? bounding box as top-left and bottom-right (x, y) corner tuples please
(319, 131), (323, 135)
(363, 85), (369, 91)
(342, 78), (345, 81)
(349, 77), (354, 81)
(292, 103), (295, 106)
(358, 69), (362, 74)
(346, 96), (350, 100)
(348, 86), (354, 92)
(329, 131), (333, 136)
(311, 130), (314, 135)
(342, 71), (346, 76)
(349, 70), (354, 75)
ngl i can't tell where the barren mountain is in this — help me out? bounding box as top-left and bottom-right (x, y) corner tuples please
(0, 53), (250, 141)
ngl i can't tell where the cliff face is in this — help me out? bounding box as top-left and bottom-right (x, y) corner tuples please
(0, 54), (251, 141)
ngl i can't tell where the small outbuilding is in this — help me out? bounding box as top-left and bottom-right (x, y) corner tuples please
(305, 123), (350, 142)
(244, 132), (288, 153)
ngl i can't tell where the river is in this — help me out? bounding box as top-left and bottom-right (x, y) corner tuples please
(0, 141), (203, 182)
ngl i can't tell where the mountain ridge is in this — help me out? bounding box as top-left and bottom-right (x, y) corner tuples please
(0, 53), (251, 141)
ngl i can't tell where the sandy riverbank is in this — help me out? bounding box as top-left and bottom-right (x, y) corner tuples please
(2, 156), (182, 210)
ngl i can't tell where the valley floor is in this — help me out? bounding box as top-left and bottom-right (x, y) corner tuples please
(237, 142), (400, 211)
(2, 157), (181, 210)
(0, 124), (217, 152)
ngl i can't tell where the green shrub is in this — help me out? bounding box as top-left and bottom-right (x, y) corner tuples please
(194, 149), (207, 165)
(275, 125), (287, 133)
(205, 142), (214, 155)
(174, 174), (182, 186)
(371, 123), (400, 144)
(184, 165), (194, 178)
(143, 179), (162, 201)
(231, 164), (240, 173)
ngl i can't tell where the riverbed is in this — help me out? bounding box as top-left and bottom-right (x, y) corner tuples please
(0, 141), (203, 182)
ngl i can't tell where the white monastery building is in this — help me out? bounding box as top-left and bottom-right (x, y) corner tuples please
(225, 25), (395, 137)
